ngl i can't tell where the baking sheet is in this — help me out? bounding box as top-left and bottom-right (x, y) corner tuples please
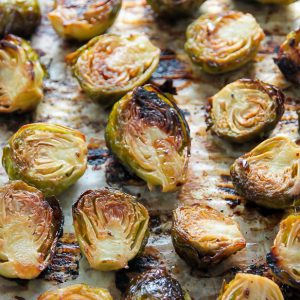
(1, 0), (300, 299)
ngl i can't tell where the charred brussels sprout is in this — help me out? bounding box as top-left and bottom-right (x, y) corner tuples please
(171, 204), (246, 268)
(208, 79), (285, 143)
(2, 123), (88, 196)
(48, 0), (122, 41)
(185, 11), (265, 74)
(66, 34), (160, 105)
(0, 34), (44, 113)
(72, 188), (149, 271)
(38, 284), (113, 300)
(217, 273), (284, 300)
(125, 268), (191, 300)
(231, 136), (300, 209)
(267, 213), (300, 289)
(0, 181), (63, 279)
(105, 84), (191, 192)
(0, 0), (41, 37)
(275, 29), (300, 84)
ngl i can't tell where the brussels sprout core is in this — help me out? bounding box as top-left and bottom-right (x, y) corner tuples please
(105, 84), (191, 192)
(66, 34), (160, 105)
(72, 188), (149, 271)
(218, 273), (284, 300)
(171, 204), (246, 268)
(231, 136), (300, 209)
(0, 181), (63, 279)
(209, 79), (285, 143)
(48, 0), (122, 41)
(185, 11), (265, 74)
(2, 123), (88, 196)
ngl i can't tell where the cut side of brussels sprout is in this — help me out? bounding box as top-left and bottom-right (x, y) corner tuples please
(125, 268), (191, 300)
(185, 11), (265, 74)
(218, 273), (284, 300)
(0, 181), (63, 279)
(66, 34), (160, 105)
(2, 123), (88, 196)
(38, 284), (113, 300)
(0, 0), (41, 37)
(275, 29), (300, 84)
(171, 204), (246, 268)
(48, 0), (122, 41)
(105, 84), (191, 192)
(0, 34), (44, 113)
(231, 136), (300, 209)
(72, 188), (149, 271)
(267, 213), (300, 289)
(208, 79), (285, 143)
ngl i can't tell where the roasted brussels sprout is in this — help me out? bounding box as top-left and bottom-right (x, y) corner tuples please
(185, 11), (265, 74)
(2, 123), (88, 196)
(146, 0), (204, 18)
(208, 79), (285, 143)
(66, 34), (160, 105)
(267, 213), (300, 289)
(38, 284), (113, 300)
(0, 181), (63, 279)
(256, 0), (296, 4)
(231, 136), (300, 209)
(48, 0), (122, 41)
(105, 84), (191, 192)
(0, 34), (44, 113)
(275, 29), (300, 84)
(171, 204), (246, 268)
(0, 0), (41, 37)
(217, 273), (284, 300)
(72, 188), (149, 271)
(125, 268), (191, 300)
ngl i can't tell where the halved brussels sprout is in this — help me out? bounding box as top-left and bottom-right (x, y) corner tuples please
(125, 268), (191, 300)
(105, 84), (191, 192)
(217, 273), (284, 300)
(231, 136), (300, 209)
(185, 11), (265, 74)
(66, 34), (160, 105)
(275, 29), (300, 84)
(256, 0), (296, 3)
(0, 0), (41, 37)
(0, 34), (44, 113)
(72, 188), (149, 271)
(267, 213), (300, 289)
(2, 123), (88, 196)
(0, 181), (63, 279)
(146, 0), (204, 18)
(208, 79), (285, 143)
(48, 0), (122, 41)
(171, 204), (246, 268)
(38, 284), (113, 300)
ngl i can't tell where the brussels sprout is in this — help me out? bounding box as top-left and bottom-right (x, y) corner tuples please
(105, 84), (191, 192)
(66, 34), (160, 105)
(185, 11), (265, 74)
(0, 0), (41, 37)
(2, 123), (88, 196)
(256, 0), (296, 3)
(146, 0), (204, 18)
(72, 188), (149, 271)
(125, 268), (191, 300)
(275, 29), (300, 84)
(208, 79), (285, 143)
(0, 34), (44, 113)
(267, 213), (300, 289)
(217, 273), (284, 300)
(171, 204), (246, 268)
(48, 0), (122, 42)
(0, 181), (63, 279)
(231, 136), (300, 209)
(38, 284), (113, 300)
